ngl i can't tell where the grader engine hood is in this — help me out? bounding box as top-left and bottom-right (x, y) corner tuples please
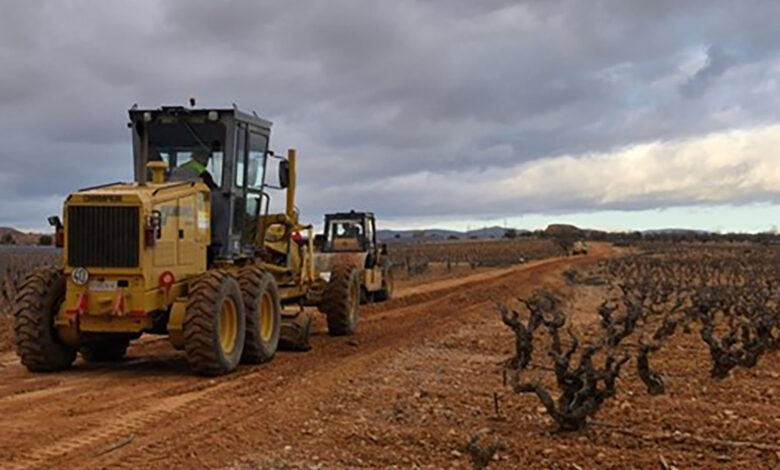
(58, 182), (210, 332)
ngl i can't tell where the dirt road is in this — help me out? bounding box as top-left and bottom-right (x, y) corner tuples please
(0, 246), (609, 469)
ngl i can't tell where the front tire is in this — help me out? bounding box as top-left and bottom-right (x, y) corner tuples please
(320, 265), (361, 336)
(239, 267), (281, 364)
(12, 267), (77, 372)
(183, 270), (246, 376)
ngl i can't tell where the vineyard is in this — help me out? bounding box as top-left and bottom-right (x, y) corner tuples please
(490, 243), (779, 468)
(389, 238), (563, 278)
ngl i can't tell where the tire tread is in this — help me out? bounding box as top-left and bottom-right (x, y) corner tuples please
(12, 267), (76, 372)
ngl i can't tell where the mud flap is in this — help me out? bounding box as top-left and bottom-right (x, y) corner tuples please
(279, 311), (313, 351)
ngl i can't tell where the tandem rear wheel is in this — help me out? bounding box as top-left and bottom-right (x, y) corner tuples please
(238, 267), (282, 364)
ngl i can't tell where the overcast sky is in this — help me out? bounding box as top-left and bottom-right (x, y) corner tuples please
(1, 0), (778, 232)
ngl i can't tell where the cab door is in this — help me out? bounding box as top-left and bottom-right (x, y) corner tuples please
(232, 124), (269, 254)
(241, 131), (268, 248)
(229, 123), (248, 256)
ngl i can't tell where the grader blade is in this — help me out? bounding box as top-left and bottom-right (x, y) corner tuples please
(279, 311), (313, 351)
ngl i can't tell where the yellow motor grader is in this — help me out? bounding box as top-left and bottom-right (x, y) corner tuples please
(13, 105), (362, 375)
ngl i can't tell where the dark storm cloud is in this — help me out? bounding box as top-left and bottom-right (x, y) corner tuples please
(681, 45), (737, 98)
(0, 0), (779, 228)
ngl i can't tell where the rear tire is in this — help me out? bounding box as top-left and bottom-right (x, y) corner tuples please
(360, 286), (371, 305)
(183, 270), (246, 376)
(374, 266), (394, 302)
(80, 340), (129, 362)
(12, 267), (77, 372)
(320, 265), (361, 336)
(238, 267), (281, 364)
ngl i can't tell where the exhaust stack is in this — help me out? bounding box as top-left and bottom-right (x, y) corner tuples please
(286, 148), (297, 222)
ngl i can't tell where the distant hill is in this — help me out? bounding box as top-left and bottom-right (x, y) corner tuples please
(379, 226), (530, 242)
(641, 228), (712, 235)
(0, 227), (49, 245)
(378, 224), (724, 243)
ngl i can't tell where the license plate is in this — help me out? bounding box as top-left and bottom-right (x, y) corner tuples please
(89, 280), (118, 292)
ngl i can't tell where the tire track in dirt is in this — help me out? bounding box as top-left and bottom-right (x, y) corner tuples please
(2, 389), (209, 470)
(0, 245), (613, 470)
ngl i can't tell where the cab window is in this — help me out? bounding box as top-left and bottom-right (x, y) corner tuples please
(154, 151), (223, 188)
(247, 133), (267, 190)
(146, 119), (226, 188)
(327, 220), (364, 251)
(235, 125), (247, 187)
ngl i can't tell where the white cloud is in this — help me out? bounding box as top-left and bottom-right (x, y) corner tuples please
(309, 124), (780, 218)
(507, 125), (780, 207)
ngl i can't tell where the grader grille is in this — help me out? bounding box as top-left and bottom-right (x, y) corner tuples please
(67, 206), (140, 268)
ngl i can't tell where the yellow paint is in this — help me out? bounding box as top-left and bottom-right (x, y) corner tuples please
(363, 266), (383, 291)
(167, 299), (187, 349)
(79, 315), (152, 333)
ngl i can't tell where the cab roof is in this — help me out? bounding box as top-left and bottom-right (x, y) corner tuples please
(325, 211), (375, 220)
(128, 106), (272, 130)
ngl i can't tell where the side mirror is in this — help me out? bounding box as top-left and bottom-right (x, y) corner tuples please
(47, 215), (63, 230)
(48, 215), (64, 247)
(278, 160), (290, 189)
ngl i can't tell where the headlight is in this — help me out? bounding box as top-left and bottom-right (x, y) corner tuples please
(72, 267), (89, 285)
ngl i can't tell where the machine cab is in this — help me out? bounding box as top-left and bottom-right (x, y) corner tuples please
(128, 106), (288, 263)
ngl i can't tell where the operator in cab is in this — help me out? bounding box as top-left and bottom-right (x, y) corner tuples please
(169, 149), (217, 189)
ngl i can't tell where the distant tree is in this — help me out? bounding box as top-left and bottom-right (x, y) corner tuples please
(503, 228), (518, 239)
(38, 234), (53, 246)
(0, 233), (16, 245)
(448, 235), (459, 240)
(394, 234), (401, 239)
(554, 235), (576, 254)
(545, 224), (582, 238)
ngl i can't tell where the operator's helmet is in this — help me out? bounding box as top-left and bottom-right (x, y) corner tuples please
(192, 149), (210, 165)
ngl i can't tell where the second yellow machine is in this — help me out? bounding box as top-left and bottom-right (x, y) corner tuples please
(13, 105), (363, 375)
